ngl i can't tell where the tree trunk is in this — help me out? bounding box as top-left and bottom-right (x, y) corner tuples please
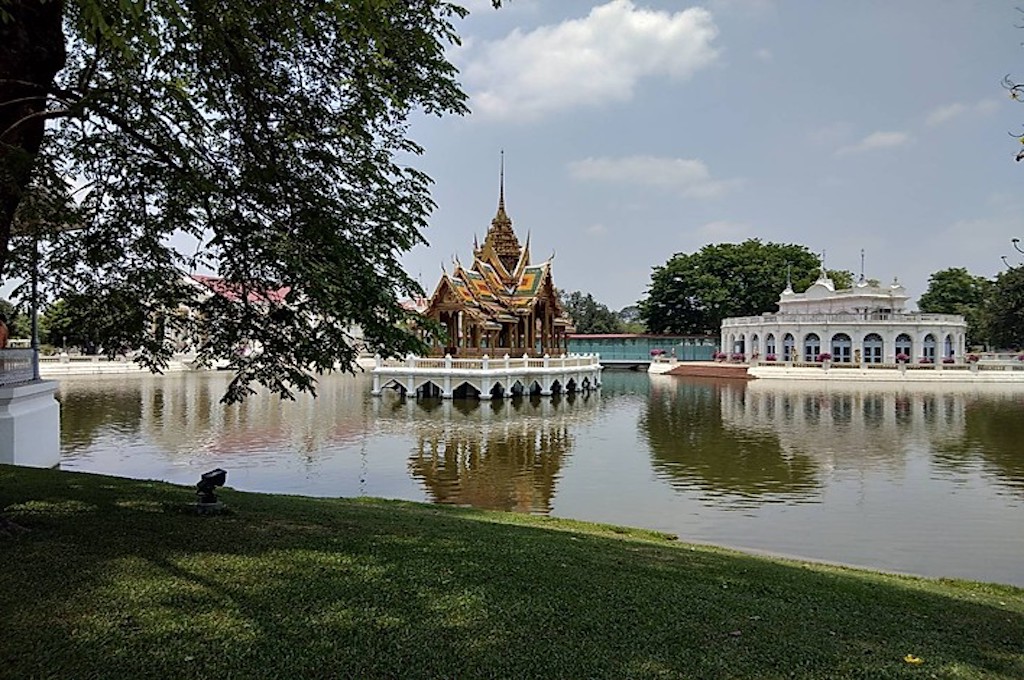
(0, 0), (66, 278)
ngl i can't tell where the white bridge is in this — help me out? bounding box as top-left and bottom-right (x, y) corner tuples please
(371, 353), (603, 400)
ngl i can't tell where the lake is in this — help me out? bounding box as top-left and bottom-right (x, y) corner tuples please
(56, 370), (1024, 586)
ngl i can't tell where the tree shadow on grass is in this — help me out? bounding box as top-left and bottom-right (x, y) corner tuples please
(1, 467), (1022, 679)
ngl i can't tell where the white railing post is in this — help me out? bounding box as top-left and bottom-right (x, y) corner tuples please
(445, 353), (453, 370)
(406, 353), (415, 368)
(482, 354), (489, 371)
(543, 353), (550, 368)
(504, 353), (510, 370)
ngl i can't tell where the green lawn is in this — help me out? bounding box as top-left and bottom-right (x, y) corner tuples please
(1, 466), (1021, 679)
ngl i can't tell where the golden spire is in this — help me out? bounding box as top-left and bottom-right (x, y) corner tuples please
(482, 150), (520, 275)
(499, 149), (505, 212)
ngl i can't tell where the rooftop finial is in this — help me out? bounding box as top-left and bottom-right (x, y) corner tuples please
(859, 248), (866, 283)
(498, 149), (505, 213)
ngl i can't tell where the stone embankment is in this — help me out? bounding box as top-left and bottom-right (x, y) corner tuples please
(647, 360), (752, 380)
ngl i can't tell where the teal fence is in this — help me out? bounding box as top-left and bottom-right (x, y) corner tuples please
(566, 334), (717, 362)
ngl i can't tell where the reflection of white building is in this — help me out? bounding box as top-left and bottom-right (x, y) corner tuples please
(720, 271), (967, 363)
(724, 381), (969, 467)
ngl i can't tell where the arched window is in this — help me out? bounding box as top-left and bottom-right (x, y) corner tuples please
(831, 333), (852, 362)
(895, 333), (913, 361)
(750, 334), (760, 356)
(943, 334), (954, 358)
(803, 333), (821, 362)
(863, 333), (883, 364)
(783, 333), (795, 361)
(765, 333), (776, 356)
(923, 334), (936, 362)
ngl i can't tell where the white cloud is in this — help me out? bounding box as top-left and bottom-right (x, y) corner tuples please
(836, 131), (911, 156)
(925, 102), (967, 126)
(568, 155), (738, 199)
(696, 220), (750, 240)
(925, 99), (999, 126)
(463, 1), (719, 120)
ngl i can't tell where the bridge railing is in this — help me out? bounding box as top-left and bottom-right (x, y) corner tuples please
(374, 353), (601, 371)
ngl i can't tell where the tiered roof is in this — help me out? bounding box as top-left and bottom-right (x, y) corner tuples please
(423, 161), (565, 325)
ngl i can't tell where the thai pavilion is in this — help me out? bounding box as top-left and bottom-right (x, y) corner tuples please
(419, 171), (573, 357)
(720, 268), (967, 364)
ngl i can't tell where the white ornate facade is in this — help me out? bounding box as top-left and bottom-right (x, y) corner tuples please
(720, 272), (967, 364)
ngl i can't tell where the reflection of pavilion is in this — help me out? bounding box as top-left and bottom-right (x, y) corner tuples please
(373, 391), (601, 512)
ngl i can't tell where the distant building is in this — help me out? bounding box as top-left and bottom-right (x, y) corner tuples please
(419, 164), (573, 356)
(720, 269), (967, 363)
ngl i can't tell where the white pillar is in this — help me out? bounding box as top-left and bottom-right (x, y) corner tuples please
(0, 380), (61, 468)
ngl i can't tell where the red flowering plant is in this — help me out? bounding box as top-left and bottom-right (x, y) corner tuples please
(815, 352), (832, 362)
(968, 354), (980, 363)
(895, 353), (909, 363)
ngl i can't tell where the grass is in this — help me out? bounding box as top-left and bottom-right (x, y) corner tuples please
(1, 467), (1022, 679)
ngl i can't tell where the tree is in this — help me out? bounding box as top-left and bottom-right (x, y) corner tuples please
(918, 267), (993, 347)
(986, 266), (1024, 349)
(0, 0), (499, 402)
(560, 291), (624, 334)
(639, 240), (823, 335)
(617, 304), (645, 333)
(40, 290), (147, 353)
(0, 297), (30, 338)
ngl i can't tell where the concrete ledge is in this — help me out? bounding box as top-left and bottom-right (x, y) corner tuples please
(0, 380), (61, 468)
(650, 361), (753, 380)
(749, 365), (1024, 383)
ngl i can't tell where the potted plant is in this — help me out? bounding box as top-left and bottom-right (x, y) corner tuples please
(919, 357), (933, 364)
(967, 354), (980, 363)
(765, 353), (777, 362)
(730, 352), (745, 362)
(815, 352), (832, 363)
(941, 356), (955, 364)
(712, 351), (726, 362)
(895, 353), (909, 364)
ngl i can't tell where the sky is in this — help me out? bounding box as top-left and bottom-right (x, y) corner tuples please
(401, 0), (1024, 311)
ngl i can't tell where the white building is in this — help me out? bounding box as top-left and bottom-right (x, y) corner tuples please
(720, 271), (967, 364)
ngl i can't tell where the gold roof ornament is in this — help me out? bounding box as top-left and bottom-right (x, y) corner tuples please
(476, 150), (523, 278)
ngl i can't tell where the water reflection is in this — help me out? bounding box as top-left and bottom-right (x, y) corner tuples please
(642, 377), (821, 507)
(372, 392), (601, 512)
(930, 396), (1024, 496)
(644, 376), (1024, 507)
(60, 373), (374, 464)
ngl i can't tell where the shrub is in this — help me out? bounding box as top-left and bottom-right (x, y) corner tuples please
(730, 352), (745, 362)
(765, 353), (777, 362)
(942, 357), (955, 364)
